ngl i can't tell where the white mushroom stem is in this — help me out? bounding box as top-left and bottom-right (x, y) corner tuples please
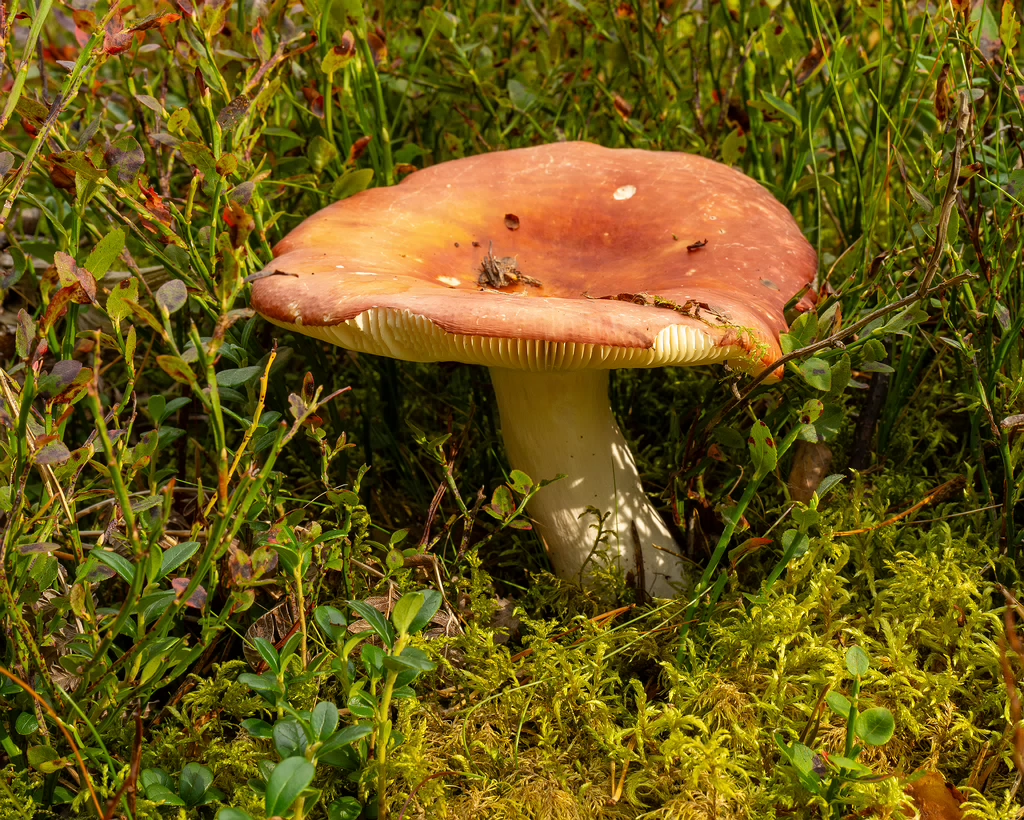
(488, 367), (686, 597)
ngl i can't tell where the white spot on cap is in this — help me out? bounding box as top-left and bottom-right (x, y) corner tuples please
(438, 276), (461, 287)
(352, 271), (376, 276)
(613, 185), (637, 201)
(335, 265), (345, 269)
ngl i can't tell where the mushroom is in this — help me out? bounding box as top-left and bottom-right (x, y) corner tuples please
(251, 142), (816, 597)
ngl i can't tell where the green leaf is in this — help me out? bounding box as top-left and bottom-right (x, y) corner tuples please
(331, 168), (374, 200)
(216, 366), (262, 388)
(780, 529), (809, 560)
(826, 354), (852, 400)
(814, 474), (845, 501)
(491, 485), (514, 517)
(273, 719), (308, 759)
(507, 78), (538, 110)
(252, 637), (281, 675)
(855, 707), (895, 746)
(155, 280), (188, 316)
(318, 723), (373, 756)
(141, 768), (172, 793)
(407, 590), (442, 634)
(179, 762), (214, 807)
(311, 701), (340, 743)
(146, 784), (185, 805)
(240, 719), (274, 739)
(14, 712), (39, 735)
(760, 91), (800, 127)
(845, 646), (871, 677)
(27, 745), (66, 773)
(391, 592), (424, 635)
(347, 689), (376, 719)
(238, 672), (283, 698)
(308, 135), (339, 173)
(159, 541), (200, 579)
(798, 357), (832, 391)
(825, 692), (852, 719)
(314, 605), (348, 641)
(1001, 1), (1020, 53)
(827, 754), (872, 774)
(217, 810), (255, 820)
(386, 646), (435, 673)
(93, 549), (135, 584)
(508, 469), (533, 494)
(747, 420), (778, 479)
(264, 757), (315, 818)
(361, 643), (385, 679)
(328, 797), (363, 820)
(84, 229), (125, 278)
(348, 600), (396, 648)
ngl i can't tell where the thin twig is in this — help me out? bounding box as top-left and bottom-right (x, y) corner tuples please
(919, 92), (971, 296)
(833, 476), (965, 536)
(708, 91), (973, 430)
(708, 272), (974, 430)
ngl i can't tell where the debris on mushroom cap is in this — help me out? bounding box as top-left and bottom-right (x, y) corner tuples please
(251, 142), (817, 375)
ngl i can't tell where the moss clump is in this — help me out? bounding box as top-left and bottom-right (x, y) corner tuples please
(383, 513), (1013, 819)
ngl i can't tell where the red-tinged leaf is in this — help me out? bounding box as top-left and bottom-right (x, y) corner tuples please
(40, 287), (81, 333)
(15, 309), (36, 359)
(322, 32), (355, 74)
(228, 543), (253, 584)
(194, 67), (207, 97)
(157, 355), (195, 384)
(171, 578), (207, 609)
(301, 371), (316, 404)
(124, 300), (164, 333)
(103, 11), (135, 54)
(367, 28), (387, 66)
(175, 0), (194, 16)
(53, 253), (98, 305)
(129, 12), (181, 32)
(36, 441), (72, 466)
(302, 85), (325, 118)
(348, 135), (372, 164)
(222, 201), (255, 247)
(217, 94), (251, 129)
(38, 360), (83, 398)
(139, 181), (172, 227)
(73, 9), (95, 45)
(229, 181), (254, 206)
(252, 18), (269, 62)
(41, 45), (77, 66)
(935, 63), (951, 124)
(105, 138), (145, 184)
(48, 162), (76, 191)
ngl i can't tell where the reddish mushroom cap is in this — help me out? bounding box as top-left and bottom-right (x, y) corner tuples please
(251, 142), (816, 373)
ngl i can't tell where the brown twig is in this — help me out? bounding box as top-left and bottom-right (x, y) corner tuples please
(833, 476), (966, 537)
(998, 589), (1024, 777)
(707, 91), (973, 431)
(509, 605), (634, 662)
(707, 272), (975, 430)
(103, 707), (143, 819)
(919, 92), (971, 296)
(0, 665), (104, 817)
(396, 770), (461, 820)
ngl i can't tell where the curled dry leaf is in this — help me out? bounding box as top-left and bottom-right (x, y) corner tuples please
(788, 440), (833, 504)
(905, 772), (964, 820)
(171, 578), (207, 609)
